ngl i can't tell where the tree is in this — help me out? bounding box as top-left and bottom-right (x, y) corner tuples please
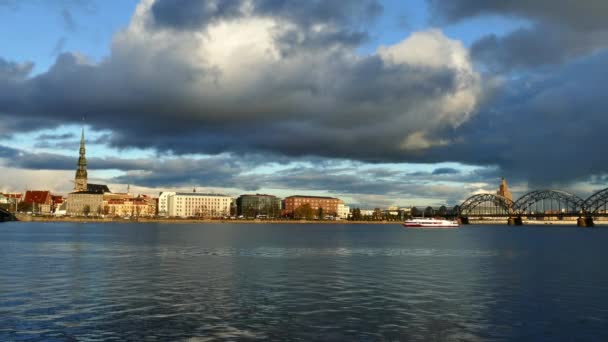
(350, 208), (362, 221)
(294, 204), (314, 220)
(317, 207), (324, 220)
(372, 208), (382, 221)
(83, 205), (91, 217)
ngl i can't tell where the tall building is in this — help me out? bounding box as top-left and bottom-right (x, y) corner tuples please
(497, 177), (513, 202)
(67, 127), (112, 216)
(74, 128), (88, 192)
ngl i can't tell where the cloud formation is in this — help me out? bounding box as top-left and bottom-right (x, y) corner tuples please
(1, 0), (608, 195)
(0, 0), (480, 164)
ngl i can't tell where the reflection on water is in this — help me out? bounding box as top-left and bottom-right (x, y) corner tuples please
(1, 223), (608, 341)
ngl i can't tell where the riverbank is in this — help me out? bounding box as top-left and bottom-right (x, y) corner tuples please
(11, 214), (608, 226)
(13, 214), (400, 225)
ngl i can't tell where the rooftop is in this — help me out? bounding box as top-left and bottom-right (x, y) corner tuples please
(286, 195), (339, 200)
(175, 193), (231, 197)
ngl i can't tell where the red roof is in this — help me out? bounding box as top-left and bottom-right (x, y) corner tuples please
(24, 191), (52, 205)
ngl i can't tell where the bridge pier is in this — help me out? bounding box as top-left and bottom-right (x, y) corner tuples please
(507, 216), (523, 226)
(577, 217), (594, 228)
(459, 217), (469, 225)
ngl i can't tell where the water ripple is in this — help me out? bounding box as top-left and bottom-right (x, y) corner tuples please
(1, 223), (608, 341)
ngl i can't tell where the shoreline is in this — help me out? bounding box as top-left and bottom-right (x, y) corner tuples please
(12, 215), (400, 225)
(8, 215), (608, 226)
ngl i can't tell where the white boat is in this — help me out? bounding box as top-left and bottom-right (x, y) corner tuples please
(403, 217), (459, 228)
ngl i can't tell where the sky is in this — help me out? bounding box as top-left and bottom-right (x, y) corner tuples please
(1, 0), (607, 208)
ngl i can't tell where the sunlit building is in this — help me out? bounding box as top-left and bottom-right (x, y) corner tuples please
(283, 195), (342, 217)
(165, 192), (232, 218)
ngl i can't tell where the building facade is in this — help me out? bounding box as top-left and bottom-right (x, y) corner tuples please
(236, 194), (282, 217)
(24, 190), (53, 214)
(337, 203), (350, 219)
(166, 193), (232, 218)
(157, 192), (176, 217)
(67, 192), (104, 216)
(283, 195), (342, 217)
(105, 195), (157, 217)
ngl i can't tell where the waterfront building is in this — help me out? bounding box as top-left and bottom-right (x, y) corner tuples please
(2, 193), (22, 203)
(24, 190), (53, 214)
(67, 192), (104, 216)
(236, 194), (282, 218)
(157, 192), (176, 217)
(105, 195), (157, 217)
(283, 195), (342, 217)
(165, 192), (232, 218)
(497, 177), (513, 202)
(359, 209), (374, 216)
(337, 203), (350, 219)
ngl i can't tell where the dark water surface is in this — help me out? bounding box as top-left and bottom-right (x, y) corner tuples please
(1, 223), (608, 341)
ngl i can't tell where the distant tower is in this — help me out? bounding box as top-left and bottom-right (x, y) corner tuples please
(497, 177), (513, 202)
(74, 127), (88, 192)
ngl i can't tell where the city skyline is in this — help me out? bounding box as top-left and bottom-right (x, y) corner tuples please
(1, 1), (608, 208)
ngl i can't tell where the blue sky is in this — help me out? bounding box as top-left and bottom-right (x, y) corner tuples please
(0, 0), (606, 207)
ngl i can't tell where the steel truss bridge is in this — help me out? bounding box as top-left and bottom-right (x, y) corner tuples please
(457, 188), (608, 227)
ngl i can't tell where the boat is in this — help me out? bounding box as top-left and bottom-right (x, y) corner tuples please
(403, 217), (459, 228)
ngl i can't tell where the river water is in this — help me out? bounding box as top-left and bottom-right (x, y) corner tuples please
(1, 222), (607, 341)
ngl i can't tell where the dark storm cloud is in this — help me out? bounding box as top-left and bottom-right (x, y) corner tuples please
(427, 0), (608, 30)
(471, 24), (608, 72)
(427, 51), (608, 186)
(428, 0), (608, 71)
(0, 42), (465, 160)
(432, 167), (460, 175)
(37, 132), (75, 140)
(151, 0), (244, 30)
(418, 0), (608, 186)
(151, 0), (382, 30)
(150, 0), (382, 53)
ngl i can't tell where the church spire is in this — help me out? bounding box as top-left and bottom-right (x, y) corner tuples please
(74, 126), (88, 192)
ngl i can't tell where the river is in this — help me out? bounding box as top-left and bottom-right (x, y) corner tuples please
(1, 222), (607, 341)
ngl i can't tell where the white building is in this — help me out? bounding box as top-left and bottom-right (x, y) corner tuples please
(157, 192), (176, 217)
(360, 209), (374, 216)
(166, 193), (232, 218)
(337, 203), (350, 219)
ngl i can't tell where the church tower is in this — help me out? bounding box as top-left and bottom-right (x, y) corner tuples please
(74, 128), (88, 192)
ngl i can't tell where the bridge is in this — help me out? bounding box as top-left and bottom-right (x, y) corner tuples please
(0, 207), (16, 222)
(457, 188), (608, 227)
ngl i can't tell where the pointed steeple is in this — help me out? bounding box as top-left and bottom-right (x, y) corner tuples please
(74, 126), (88, 192)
